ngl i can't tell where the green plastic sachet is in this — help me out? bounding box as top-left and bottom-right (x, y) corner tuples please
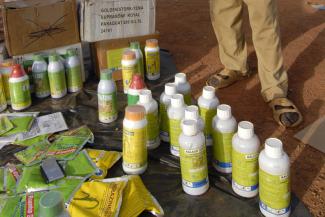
(0, 195), (21, 217)
(5, 164), (23, 196)
(1, 114), (37, 137)
(63, 150), (97, 178)
(14, 134), (50, 147)
(0, 116), (13, 136)
(14, 140), (51, 166)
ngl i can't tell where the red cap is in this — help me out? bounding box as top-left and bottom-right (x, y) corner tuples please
(10, 64), (26, 78)
(129, 74), (146, 90)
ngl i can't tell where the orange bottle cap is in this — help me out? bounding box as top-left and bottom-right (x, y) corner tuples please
(146, 39), (158, 48)
(125, 105), (145, 121)
(122, 50), (136, 60)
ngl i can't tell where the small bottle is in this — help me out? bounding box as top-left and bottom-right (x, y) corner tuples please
(159, 83), (177, 142)
(98, 70), (118, 123)
(179, 119), (209, 195)
(130, 41), (144, 76)
(65, 49), (83, 93)
(0, 73), (7, 112)
(259, 138), (290, 217)
(198, 86), (219, 146)
(39, 191), (70, 217)
(48, 53), (67, 99)
(168, 94), (186, 156)
(9, 64), (32, 111)
(121, 49), (137, 94)
(145, 39), (160, 80)
(127, 74), (146, 105)
(123, 105), (148, 175)
(0, 59), (14, 105)
(32, 54), (50, 98)
(232, 121), (260, 198)
(174, 73), (191, 105)
(183, 105), (204, 132)
(137, 89), (160, 149)
(212, 104), (237, 173)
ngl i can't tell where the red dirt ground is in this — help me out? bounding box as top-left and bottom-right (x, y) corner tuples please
(156, 0), (325, 216)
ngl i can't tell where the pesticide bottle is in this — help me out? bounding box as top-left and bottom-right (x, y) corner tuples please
(121, 49), (137, 94)
(98, 70), (118, 123)
(127, 74), (146, 105)
(145, 39), (160, 80)
(232, 121), (260, 198)
(159, 83), (177, 142)
(198, 86), (219, 146)
(0, 73), (7, 112)
(212, 104), (237, 173)
(66, 49), (83, 93)
(122, 105), (148, 175)
(48, 53), (67, 99)
(130, 41), (144, 76)
(0, 59), (14, 105)
(183, 105), (204, 132)
(9, 64), (31, 111)
(32, 54), (50, 98)
(259, 138), (290, 217)
(179, 119), (209, 195)
(138, 89), (160, 149)
(168, 94), (186, 156)
(174, 73), (191, 105)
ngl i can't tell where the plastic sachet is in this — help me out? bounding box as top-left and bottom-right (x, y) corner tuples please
(13, 134), (50, 146)
(86, 149), (122, 179)
(0, 116), (13, 136)
(5, 164), (23, 196)
(0, 194), (21, 217)
(63, 150), (97, 178)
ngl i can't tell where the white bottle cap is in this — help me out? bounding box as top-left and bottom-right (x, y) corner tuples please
(185, 105), (199, 120)
(165, 83), (177, 96)
(217, 104), (232, 120)
(175, 73), (187, 84)
(265, 138), (283, 158)
(171, 94), (184, 108)
(202, 86), (215, 100)
(182, 119), (198, 136)
(238, 121), (254, 139)
(139, 89), (152, 104)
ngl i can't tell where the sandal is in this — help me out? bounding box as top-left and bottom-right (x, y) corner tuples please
(206, 69), (251, 89)
(269, 97), (303, 128)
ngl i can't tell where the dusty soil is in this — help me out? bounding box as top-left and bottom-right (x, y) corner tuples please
(157, 0), (325, 216)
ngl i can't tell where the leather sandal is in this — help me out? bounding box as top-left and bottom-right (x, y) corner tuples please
(206, 69), (251, 89)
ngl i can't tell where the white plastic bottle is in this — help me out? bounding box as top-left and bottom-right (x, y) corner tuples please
(259, 138), (291, 217)
(198, 86), (219, 146)
(32, 54), (50, 98)
(212, 104), (237, 173)
(174, 73), (191, 105)
(145, 39), (160, 80)
(98, 70), (118, 123)
(121, 50), (137, 94)
(179, 119), (209, 195)
(130, 41), (144, 76)
(122, 105), (148, 175)
(167, 94), (186, 156)
(48, 54), (67, 99)
(232, 121), (260, 198)
(183, 105), (204, 132)
(159, 83), (177, 142)
(66, 49), (83, 93)
(137, 89), (160, 149)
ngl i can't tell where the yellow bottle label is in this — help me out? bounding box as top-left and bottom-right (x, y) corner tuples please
(180, 146), (208, 188)
(232, 149), (258, 191)
(122, 64), (136, 92)
(259, 169), (290, 215)
(123, 127), (147, 169)
(159, 103), (169, 137)
(199, 107), (217, 139)
(183, 93), (192, 105)
(169, 119), (182, 152)
(145, 51), (160, 76)
(146, 110), (159, 141)
(212, 131), (234, 169)
(98, 92), (117, 121)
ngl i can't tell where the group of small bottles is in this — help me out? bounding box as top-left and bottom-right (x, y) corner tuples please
(0, 49), (83, 112)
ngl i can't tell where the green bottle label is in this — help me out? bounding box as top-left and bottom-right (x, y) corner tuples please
(180, 146), (208, 188)
(67, 65), (82, 92)
(183, 93), (192, 105)
(199, 107), (217, 139)
(259, 169), (290, 215)
(146, 110), (159, 141)
(9, 79), (31, 110)
(232, 149), (258, 191)
(169, 118), (182, 152)
(98, 92), (117, 121)
(212, 131), (234, 169)
(33, 71), (50, 97)
(122, 64), (136, 92)
(145, 51), (160, 76)
(0, 76), (6, 107)
(48, 71), (66, 97)
(1, 71), (11, 103)
(135, 57), (144, 76)
(159, 103), (169, 137)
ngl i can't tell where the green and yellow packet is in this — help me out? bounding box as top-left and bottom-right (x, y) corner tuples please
(0, 167), (5, 192)
(5, 164), (23, 196)
(16, 191), (45, 217)
(0, 116), (13, 136)
(13, 134), (50, 147)
(1, 113), (38, 137)
(63, 150), (97, 178)
(14, 140), (51, 166)
(68, 177), (128, 217)
(56, 176), (87, 205)
(86, 149), (122, 179)
(57, 125), (94, 143)
(119, 175), (164, 217)
(0, 194), (21, 217)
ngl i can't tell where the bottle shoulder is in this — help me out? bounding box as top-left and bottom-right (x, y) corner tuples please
(213, 117), (237, 132)
(179, 132), (205, 149)
(259, 150), (290, 175)
(98, 80), (116, 93)
(48, 61), (64, 72)
(123, 118), (147, 129)
(66, 56), (80, 67)
(168, 106), (185, 119)
(232, 134), (260, 153)
(198, 97), (220, 109)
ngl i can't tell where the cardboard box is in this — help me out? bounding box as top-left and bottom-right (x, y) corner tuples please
(91, 32), (159, 80)
(13, 43), (87, 81)
(80, 0), (156, 42)
(2, 0), (80, 56)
